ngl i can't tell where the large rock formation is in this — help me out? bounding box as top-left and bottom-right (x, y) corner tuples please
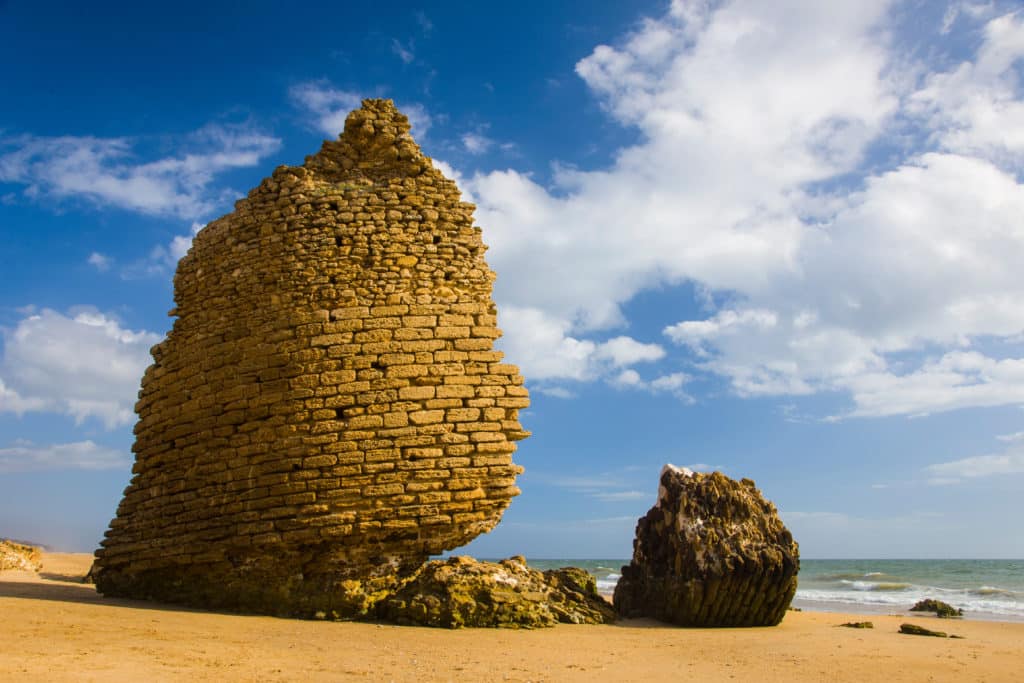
(93, 99), (530, 617)
(379, 556), (616, 628)
(614, 465), (799, 627)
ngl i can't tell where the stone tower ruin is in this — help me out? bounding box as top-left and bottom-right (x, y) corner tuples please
(93, 99), (530, 616)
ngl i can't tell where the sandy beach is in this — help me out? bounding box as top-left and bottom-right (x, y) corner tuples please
(0, 553), (1020, 682)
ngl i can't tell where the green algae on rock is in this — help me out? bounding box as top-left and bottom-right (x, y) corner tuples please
(614, 465), (799, 627)
(380, 556), (616, 628)
(910, 598), (964, 618)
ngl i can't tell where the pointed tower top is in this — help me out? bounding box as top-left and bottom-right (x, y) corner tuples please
(306, 98), (430, 180)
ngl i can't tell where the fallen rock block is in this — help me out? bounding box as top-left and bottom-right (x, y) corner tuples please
(839, 621), (874, 628)
(379, 556), (615, 628)
(614, 465), (799, 627)
(900, 623), (953, 638)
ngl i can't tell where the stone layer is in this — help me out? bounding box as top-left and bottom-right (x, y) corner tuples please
(93, 99), (529, 616)
(614, 466), (799, 627)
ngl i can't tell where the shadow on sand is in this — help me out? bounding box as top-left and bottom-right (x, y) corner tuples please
(0, 576), (215, 617)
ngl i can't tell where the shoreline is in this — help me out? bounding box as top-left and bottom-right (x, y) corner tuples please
(2, 553), (1023, 682)
(790, 597), (1024, 624)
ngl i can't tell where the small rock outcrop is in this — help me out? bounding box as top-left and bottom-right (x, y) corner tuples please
(0, 539), (42, 572)
(900, 623), (959, 638)
(614, 465), (799, 627)
(379, 556), (616, 628)
(839, 621), (874, 628)
(93, 99), (529, 617)
(910, 598), (963, 618)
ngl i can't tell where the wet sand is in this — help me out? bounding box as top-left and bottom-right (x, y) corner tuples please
(2, 552), (1021, 682)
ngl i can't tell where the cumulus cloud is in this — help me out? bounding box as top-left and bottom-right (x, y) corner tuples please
(291, 80), (432, 139)
(462, 132), (493, 155)
(87, 252), (111, 272)
(925, 443), (1024, 485)
(0, 123), (280, 219)
(0, 308), (161, 428)
(459, 1), (1024, 418)
(0, 440), (128, 472)
(496, 306), (677, 394)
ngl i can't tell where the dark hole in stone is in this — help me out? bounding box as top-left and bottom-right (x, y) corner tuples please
(432, 235), (441, 244)
(335, 236), (343, 247)
(371, 360), (382, 370)
(292, 463), (301, 471)
(444, 272), (453, 281)
(334, 408), (345, 419)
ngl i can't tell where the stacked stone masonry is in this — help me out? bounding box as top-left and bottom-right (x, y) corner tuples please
(94, 99), (530, 616)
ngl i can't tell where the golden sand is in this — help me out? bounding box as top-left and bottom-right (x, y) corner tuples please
(1, 553), (1020, 682)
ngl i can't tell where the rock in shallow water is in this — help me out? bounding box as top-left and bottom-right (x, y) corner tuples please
(380, 556), (616, 628)
(613, 465), (799, 627)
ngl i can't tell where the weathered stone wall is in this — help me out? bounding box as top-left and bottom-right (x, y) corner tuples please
(93, 99), (530, 616)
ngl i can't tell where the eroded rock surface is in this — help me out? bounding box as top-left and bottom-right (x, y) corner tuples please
(614, 465), (799, 627)
(93, 99), (529, 616)
(0, 540), (42, 572)
(380, 556), (616, 628)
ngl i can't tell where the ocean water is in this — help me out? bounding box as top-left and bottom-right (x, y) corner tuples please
(793, 559), (1024, 621)
(520, 558), (1024, 622)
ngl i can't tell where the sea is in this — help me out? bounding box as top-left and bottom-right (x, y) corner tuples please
(520, 558), (1024, 622)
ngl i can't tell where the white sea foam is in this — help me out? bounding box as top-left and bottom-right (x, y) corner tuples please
(596, 572), (621, 593)
(796, 585), (1024, 619)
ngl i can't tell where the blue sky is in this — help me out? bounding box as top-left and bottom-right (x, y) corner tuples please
(2, 0), (1024, 558)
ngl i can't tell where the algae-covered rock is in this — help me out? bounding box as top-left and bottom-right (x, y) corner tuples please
(910, 598), (963, 618)
(0, 540), (42, 572)
(614, 465), (799, 627)
(900, 623), (949, 637)
(839, 621), (874, 628)
(379, 556), (615, 628)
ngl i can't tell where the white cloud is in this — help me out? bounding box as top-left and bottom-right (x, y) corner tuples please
(0, 308), (160, 428)
(456, 2), (1024, 418)
(126, 221), (206, 278)
(593, 336), (666, 366)
(925, 443), (1024, 484)
(542, 471), (653, 504)
(289, 81), (361, 137)
(534, 386), (575, 399)
(0, 123), (280, 219)
(497, 306), (673, 391)
(87, 252), (111, 272)
(910, 12), (1024, 169)
(842, 352), (1024, 418)
(592, 490), (650, 502)
(997, 430), (1024, 442)
(291, 81), (432, 139)
(391, 38), (415, 65)
(0, 440), (128, 472)
(462, 132), (493, 155)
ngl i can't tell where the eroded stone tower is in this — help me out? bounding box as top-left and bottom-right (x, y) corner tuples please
(94, 99), (530, 615)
